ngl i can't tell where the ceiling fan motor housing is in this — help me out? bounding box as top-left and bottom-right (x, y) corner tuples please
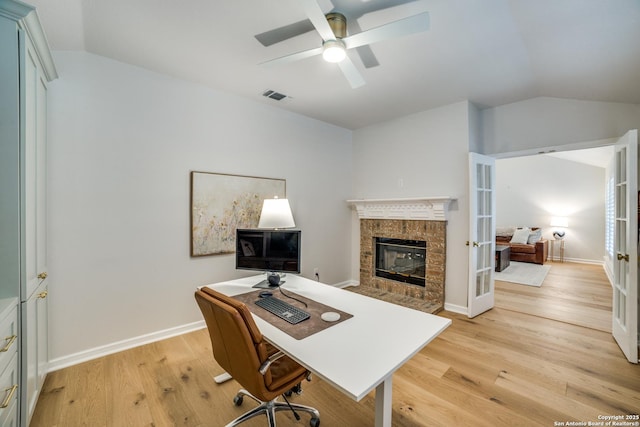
(326, 12), (346, 39)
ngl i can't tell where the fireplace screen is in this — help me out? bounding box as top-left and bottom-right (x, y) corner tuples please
(375, 238), (426, 287)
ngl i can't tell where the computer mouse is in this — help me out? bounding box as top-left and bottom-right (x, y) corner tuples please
(259, 291), (273, 298)
(321, 312), (340, 322)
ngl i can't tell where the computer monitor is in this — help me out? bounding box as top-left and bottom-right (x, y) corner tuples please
(236, 229), (301, 286)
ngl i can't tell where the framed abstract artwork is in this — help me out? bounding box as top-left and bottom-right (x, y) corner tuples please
(190, 171), (286, 256)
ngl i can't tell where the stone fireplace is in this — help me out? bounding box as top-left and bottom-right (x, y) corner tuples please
(348, 197), (454, 312)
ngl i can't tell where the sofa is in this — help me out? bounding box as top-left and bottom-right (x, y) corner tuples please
(495, 226), (548, 265)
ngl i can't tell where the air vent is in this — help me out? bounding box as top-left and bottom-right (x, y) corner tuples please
(262, 90), (288, 101)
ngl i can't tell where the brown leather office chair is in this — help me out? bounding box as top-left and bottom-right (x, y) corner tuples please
(195, 287), (320, 427)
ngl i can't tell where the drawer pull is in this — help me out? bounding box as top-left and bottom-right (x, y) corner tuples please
(1, 384), (17, 408)
(37, 272), (48, 280)
(38, 291), (48, 299)
(0, 335), (16, 353)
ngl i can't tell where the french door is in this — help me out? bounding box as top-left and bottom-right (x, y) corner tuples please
(468, 153), (496, 318)
(612, 129), (638, 363)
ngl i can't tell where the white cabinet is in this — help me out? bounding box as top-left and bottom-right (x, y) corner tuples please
(20, 19), (51, 426)
(0, 1), (56, 425)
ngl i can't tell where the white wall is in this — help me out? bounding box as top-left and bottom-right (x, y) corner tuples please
(47, 52), (353, 366)
(496, 155), (606, 263)
(481, 97), (640, 154)
(351, 101), (472, 311)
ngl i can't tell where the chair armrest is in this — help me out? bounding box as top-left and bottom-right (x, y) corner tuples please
(259, 351), (286, 375)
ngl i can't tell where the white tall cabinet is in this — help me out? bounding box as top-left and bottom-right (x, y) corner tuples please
(0, 1), (56, 425)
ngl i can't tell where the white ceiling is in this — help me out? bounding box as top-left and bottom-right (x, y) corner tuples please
(545, 145), (614, 169)
(29, 0), (640, 130)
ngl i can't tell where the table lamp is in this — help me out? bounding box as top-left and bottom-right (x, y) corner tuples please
(550, 216), (568, 240)
(258, 197), (295, 229)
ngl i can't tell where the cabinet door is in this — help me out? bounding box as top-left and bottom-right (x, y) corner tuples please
(36, 284), (48, 395)
(22, 35), (48, 301)
(21, 281), (48, 425)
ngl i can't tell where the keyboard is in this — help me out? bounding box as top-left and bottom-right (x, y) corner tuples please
(255, 297), (310, 324)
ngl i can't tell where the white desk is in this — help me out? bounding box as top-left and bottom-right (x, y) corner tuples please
(205, 275), (451, 427)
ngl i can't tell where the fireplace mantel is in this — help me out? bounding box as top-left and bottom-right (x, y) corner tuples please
(347, 197), (455, 221)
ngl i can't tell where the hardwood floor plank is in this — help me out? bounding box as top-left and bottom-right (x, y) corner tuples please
(54, 359), (108, 427)
(566, 382), (640, 415)
(392, 374), (497, 427)
(133, 340), (203, 426)
(103, 350), (154, 426)
(31, 367), (71, 427)
(495, 370), (602, 421)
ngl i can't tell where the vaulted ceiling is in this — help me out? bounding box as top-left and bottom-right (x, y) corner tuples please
(29, 0), (640, 130)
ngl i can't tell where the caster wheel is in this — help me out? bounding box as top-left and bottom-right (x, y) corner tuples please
(310, 417), (320, 427)
(233, 395), (243, 406)
(284, 390), (293, 397)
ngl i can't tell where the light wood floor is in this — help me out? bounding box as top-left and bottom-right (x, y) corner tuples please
(31, 262), (639, 426)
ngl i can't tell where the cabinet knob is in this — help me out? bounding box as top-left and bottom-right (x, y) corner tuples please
(37, 272), (48, 280)
(38, 291), (48, 299)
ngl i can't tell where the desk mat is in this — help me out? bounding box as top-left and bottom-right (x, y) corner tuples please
(232, 290), (353, 340)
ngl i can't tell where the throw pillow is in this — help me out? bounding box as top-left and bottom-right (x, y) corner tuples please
(527, 228), (542, 244)
(510, 227), (530, 244)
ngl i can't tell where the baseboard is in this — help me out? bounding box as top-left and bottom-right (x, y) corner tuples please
(444, 303), (468, 315)
(335, 279), (358, 289)
(47, 320), (206, 373)
(550, 257), (603, 265)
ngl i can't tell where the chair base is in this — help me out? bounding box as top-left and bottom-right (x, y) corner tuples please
(227, 388), (320, 427)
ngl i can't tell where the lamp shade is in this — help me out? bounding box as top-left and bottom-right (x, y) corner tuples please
(258, 198), (295, 229)
(550, 216), (569, 228)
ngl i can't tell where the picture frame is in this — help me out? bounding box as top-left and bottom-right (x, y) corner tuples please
(190, 171), (286, 256)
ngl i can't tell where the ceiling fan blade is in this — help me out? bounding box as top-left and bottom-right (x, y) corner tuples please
(259, 46), (324, 67)
(254, 19), (316, 47)
(343, 12), (430, 50)
(337, 56), (365, 89)
(300, 0), (337, 41)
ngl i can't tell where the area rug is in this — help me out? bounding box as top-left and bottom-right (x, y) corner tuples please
(494, 261), (551, 287)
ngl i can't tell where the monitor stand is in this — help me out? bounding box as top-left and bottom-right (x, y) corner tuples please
(252, 280), (286, 289)
(253, 272), (286, 288)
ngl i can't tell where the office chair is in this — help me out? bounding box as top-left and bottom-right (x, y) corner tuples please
(195, 287), (320, 427)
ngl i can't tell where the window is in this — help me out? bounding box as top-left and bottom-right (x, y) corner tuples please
(605, 176), (614, 258)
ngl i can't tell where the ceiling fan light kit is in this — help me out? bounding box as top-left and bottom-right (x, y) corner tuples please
(322, 40), (346, 63)
(322, 13), (347, 63)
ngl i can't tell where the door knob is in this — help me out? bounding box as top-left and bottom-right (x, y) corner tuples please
(617, 253), (630, 262)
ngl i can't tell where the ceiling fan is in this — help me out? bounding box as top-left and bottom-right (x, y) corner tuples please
(258, 0), (430, 89)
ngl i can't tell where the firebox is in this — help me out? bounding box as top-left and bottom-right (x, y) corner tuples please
(374, 237), (426, 287)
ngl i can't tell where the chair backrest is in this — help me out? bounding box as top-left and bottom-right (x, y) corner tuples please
(194, 287), (273, 397)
